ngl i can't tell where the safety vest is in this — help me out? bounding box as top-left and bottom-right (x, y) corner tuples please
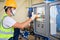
(0, 13), (14, 39)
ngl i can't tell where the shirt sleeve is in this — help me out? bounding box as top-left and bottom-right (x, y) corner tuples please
(3, 16), (16, 28)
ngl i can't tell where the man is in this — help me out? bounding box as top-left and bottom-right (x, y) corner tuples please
(0, 0), (38, 40)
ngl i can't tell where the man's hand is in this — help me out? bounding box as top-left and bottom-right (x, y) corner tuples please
(35, 14), (40, 18)
(31, 12), (40, 20)
(31, 12), (36, 20)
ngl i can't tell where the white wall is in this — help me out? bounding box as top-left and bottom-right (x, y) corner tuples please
(12, 0), (28, 22)
(0, 2), (5, 21)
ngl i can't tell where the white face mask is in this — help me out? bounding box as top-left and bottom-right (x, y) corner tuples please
(11, 9), (16, 16)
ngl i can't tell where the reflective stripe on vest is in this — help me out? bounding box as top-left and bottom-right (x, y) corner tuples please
(0, 13), (14, 38)
(0, 34), (13, 38)
(0, 30), (13, 34)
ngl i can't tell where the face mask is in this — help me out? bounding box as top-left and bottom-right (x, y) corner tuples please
(11, 9), (16, 16)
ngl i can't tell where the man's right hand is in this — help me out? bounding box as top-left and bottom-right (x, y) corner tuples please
(31, 12), (40, 20)
(31, 12), (36, 20)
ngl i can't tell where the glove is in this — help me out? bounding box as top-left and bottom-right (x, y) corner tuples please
(31, 12), (36, 20)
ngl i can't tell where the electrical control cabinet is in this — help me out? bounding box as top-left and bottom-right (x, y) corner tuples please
(50, 1), (60, 39)
(32, 2), (50, 37)
(32, 1), (60, 38)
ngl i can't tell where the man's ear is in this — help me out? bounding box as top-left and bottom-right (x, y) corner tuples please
(6, 8), (12, 16)
(7, 8), (10, 12)
(8, 8), (11, 13)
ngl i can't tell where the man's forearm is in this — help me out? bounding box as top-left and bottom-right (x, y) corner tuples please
(21, 18), (32, 28)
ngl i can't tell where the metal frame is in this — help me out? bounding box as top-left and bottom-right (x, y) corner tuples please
(49, 1), (60, 40)
(32, 1), (60, 40)
(49, 1), (60, 35)
(32, 2), (45, 7)
(49, 1), (60, 6)
(33, 2), (50, 37)
(32, 2), (50, 40)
